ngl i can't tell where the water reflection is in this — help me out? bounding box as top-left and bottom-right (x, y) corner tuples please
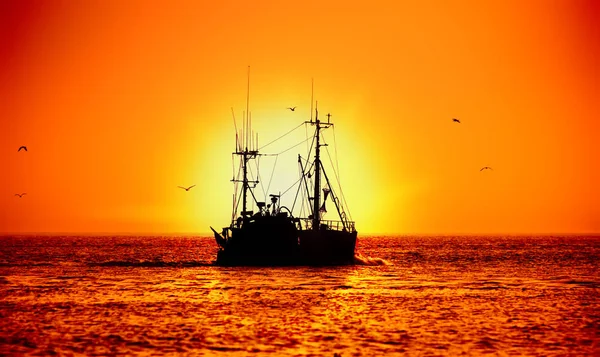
(0, 235), (599, 356)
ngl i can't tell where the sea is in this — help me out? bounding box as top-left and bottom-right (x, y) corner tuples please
(0, 235), (598, 356)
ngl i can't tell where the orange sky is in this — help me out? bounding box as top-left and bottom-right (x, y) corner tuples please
(1, 0), (598, 235)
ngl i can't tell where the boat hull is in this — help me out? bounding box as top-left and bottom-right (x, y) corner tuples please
(298, 229), (357, 266)
(215, 215), (300, 266)
(214, 221), (357, 266)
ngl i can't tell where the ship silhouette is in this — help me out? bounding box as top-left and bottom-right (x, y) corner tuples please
(211, 83), (357, 266)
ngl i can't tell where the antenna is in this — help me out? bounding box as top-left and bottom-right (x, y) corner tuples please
(246, 66), (250, 150)
(231, 107), (239, 150)
(310, 78), (314, 122)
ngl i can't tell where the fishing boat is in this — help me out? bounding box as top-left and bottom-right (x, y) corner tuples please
(211, 85), (357, 266)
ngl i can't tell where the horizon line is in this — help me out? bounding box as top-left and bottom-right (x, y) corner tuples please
(1, 231), (599, 237)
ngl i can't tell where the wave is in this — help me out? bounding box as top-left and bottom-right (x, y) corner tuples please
(89, 261), (214, 267)
(0, 262), (54, 267)
(354, 253), (392, 266)
(561, 279), (599, 288)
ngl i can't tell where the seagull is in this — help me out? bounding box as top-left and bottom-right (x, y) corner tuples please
(286, 107), (296, 111)
(14, 193), (26, 198)
(480, 166), (493, 171)
(452, 118), (460, 123)
(18, 146), (27, 152)
(178, 185), (196, 191)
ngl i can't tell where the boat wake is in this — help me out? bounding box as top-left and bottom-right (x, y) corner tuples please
(354, 253), (391, 266)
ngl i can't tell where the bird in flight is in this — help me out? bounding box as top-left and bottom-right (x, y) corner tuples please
(286, 107), (296, 111)
(178, 185), (196, 191)
(18, 146), (27, 152)
(480, 166), (493, 171)
(452, 118), (461, 123)
(15, 193), (27, 198)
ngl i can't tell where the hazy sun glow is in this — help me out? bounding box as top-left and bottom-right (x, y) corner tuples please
(1, 0), (598, 234)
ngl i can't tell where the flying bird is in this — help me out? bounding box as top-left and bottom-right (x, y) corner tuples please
(480, 166), (493, 171)
(452, 118), (461, 123)
(286, 107), (296, 111)
(18, 146), (27, 152)
(178, 185), (196, 191)
(14, 193), (26, 198)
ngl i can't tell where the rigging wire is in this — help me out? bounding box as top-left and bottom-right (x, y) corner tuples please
(258, 122), (304, 150)
(293, 155), (315, 220)
(233, 184), (243, 220)
(304, 127), (317, 165)
(291, 160), (304, 214)
(291, 183), (302, 216)
(229, 122), (329, 221)
(265, 155), (278, 199)
(297, 155), (312, 167)
(331, 127), (352, 220)
(321, 134), (353, 220)
(260, 131), (315, 200)
(231, 108), (239, 151)
(301, 157), (316, 210)
(332, 126), (342, 189)
(331, 126), (351, 220)
(282, 176), (302, 197)
(247, 162), (258, 212)
(232, 156), (243, 221)
(254, 156), (267, 200)
(231, 154), (236, 220)
(280, 175), (304, 197)
(232, 157), (244, 222)
(273, 137), (313, 156)
(305, 122), (310, 158)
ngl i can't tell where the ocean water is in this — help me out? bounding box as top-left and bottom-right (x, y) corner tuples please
(0, 235), (598, 356)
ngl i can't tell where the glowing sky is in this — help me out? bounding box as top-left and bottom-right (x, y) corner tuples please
(1, 0), (598, 234)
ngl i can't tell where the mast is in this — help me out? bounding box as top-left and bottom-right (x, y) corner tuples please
(307, 105), (332, 230)
(232, 66), (258, 219)
(243, 66), (250, 215)
(313, 110), (321, 230)
(243, 151), (248, 214)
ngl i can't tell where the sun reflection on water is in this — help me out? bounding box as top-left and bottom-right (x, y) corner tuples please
(0, 235), (599, 356)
